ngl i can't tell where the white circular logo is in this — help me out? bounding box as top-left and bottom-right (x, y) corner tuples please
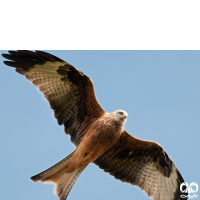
(180, 182), (198, 199)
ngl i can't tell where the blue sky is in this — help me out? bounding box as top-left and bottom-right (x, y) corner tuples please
(0, 50), (199, 200)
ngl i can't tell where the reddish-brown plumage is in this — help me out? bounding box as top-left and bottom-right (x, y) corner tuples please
(67, 113), (124, 171)
(2, 50), (187, 200)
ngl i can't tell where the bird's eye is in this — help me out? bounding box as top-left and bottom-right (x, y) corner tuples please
(119, 112), (124, 115)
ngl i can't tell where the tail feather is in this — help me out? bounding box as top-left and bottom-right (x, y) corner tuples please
(55, 166), (86, 200)
(30, 151), (86, 200)
(31, 151), (75, 182)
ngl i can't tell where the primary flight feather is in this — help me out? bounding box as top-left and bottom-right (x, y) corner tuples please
(2, 50), (187, 200)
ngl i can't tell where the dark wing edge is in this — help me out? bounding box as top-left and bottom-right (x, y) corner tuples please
(94, 130), (187, 200)
(2, 50), (105, 147)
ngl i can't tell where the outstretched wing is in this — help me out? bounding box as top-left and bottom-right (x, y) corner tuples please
(2, 50), (105, 147)
(94, 130), (187, 200)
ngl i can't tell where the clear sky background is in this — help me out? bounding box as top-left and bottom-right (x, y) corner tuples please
(0, 50), (199, 200)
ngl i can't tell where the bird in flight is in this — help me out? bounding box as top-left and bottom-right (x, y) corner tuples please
(2, 51), (187, 200)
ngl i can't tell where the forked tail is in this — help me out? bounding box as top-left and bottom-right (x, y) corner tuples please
(30, 151), (86, 200)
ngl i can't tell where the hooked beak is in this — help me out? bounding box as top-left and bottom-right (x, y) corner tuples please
(122, 114), (128, 119)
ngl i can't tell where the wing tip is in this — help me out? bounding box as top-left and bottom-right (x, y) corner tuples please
(2, 53), (8, 59)
(2, 50), (64, 67)
(30, 175), (40, 182)
(3, 61), (15, 67)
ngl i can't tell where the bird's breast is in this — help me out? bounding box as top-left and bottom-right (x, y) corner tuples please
(69, 115), (124, 170)
(85, 115), (123, 147)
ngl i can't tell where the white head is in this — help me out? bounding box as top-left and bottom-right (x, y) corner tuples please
(112, 110), (128, 124)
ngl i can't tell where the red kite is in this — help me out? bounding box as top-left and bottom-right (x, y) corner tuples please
(2, 51), (187, 200)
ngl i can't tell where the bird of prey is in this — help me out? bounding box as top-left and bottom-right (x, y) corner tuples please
(2, 51), (187, 200)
